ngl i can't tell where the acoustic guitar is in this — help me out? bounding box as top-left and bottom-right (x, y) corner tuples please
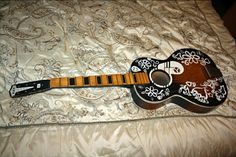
(9, 48), (228, 113)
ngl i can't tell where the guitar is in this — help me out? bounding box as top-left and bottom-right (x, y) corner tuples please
(9, 48), (228, 113)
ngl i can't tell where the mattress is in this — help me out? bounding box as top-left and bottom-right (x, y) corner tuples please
(0, 0), (236, 156)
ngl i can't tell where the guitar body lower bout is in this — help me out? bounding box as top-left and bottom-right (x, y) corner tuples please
(130, 87), (215, 113)
(169, 96), (214, 113)
(130, 48), (228, 113)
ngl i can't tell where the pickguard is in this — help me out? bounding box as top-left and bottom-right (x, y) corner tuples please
(157, 61), (184, 75)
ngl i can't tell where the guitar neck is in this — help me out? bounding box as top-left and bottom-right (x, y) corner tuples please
(9, 72), (149, 98)
(50, 72), (149, 88)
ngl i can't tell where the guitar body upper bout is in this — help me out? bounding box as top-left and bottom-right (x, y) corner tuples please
(130, 48), (228, 113)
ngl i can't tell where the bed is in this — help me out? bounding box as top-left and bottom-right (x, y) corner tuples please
(0, 0), (236, 156)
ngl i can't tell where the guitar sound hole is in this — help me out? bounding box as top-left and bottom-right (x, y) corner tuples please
(151, 70), (170, 87)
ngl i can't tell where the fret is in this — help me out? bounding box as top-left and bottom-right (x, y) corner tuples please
(132, 73), (137, 83)
(50, 72), (149, 88)
(142, 72), (148, 84)
(139, 73), (144, 84)
(84, 77), (89, 85)
(125, 73), (131, 84)
(97, 76), (102, 85)
(134, 73), (142, 84)
(141, 72), (148, 84)
(129, 73), (135, 84)
(139, 72), (146, 84)
(69, 77), (76, 86)
(141, 72), (147, 83)
(108, 75), (112, 84)
(143, 72), (150, 83)
(122, 74), (126, 83)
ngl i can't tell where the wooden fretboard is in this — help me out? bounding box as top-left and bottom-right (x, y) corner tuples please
(50, 72), (150, 88)
(9, 72), (150, 98)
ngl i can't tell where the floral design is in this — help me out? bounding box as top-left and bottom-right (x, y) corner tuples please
(215, 85), (227, 101)
(137, 58), (159, 70)
(179, 81), (209, 104)
(141, 86), (170, 100)
(179, 79), (227, 104)
(138, 59), (152, 70)
(199, 57), (211, 66)
(172, 50), (211, 66)
(142, 86), (158, 97)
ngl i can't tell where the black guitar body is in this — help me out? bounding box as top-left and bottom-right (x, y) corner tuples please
(130, 48), (227, 113)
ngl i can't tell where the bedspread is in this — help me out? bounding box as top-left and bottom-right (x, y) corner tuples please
(0, 0), (236, 157)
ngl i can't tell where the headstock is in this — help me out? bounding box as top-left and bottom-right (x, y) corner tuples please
(9, 80), (50, 98)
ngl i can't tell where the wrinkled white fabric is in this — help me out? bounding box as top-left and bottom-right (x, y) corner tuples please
(0, 117), (236, 157)
(0, 0), (236, 156)
(0, 0), (235, 126)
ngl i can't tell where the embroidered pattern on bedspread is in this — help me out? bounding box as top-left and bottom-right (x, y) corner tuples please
(0, 0), (236, 127)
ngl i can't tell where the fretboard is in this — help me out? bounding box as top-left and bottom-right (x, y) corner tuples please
(50, 72), (150, 88)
